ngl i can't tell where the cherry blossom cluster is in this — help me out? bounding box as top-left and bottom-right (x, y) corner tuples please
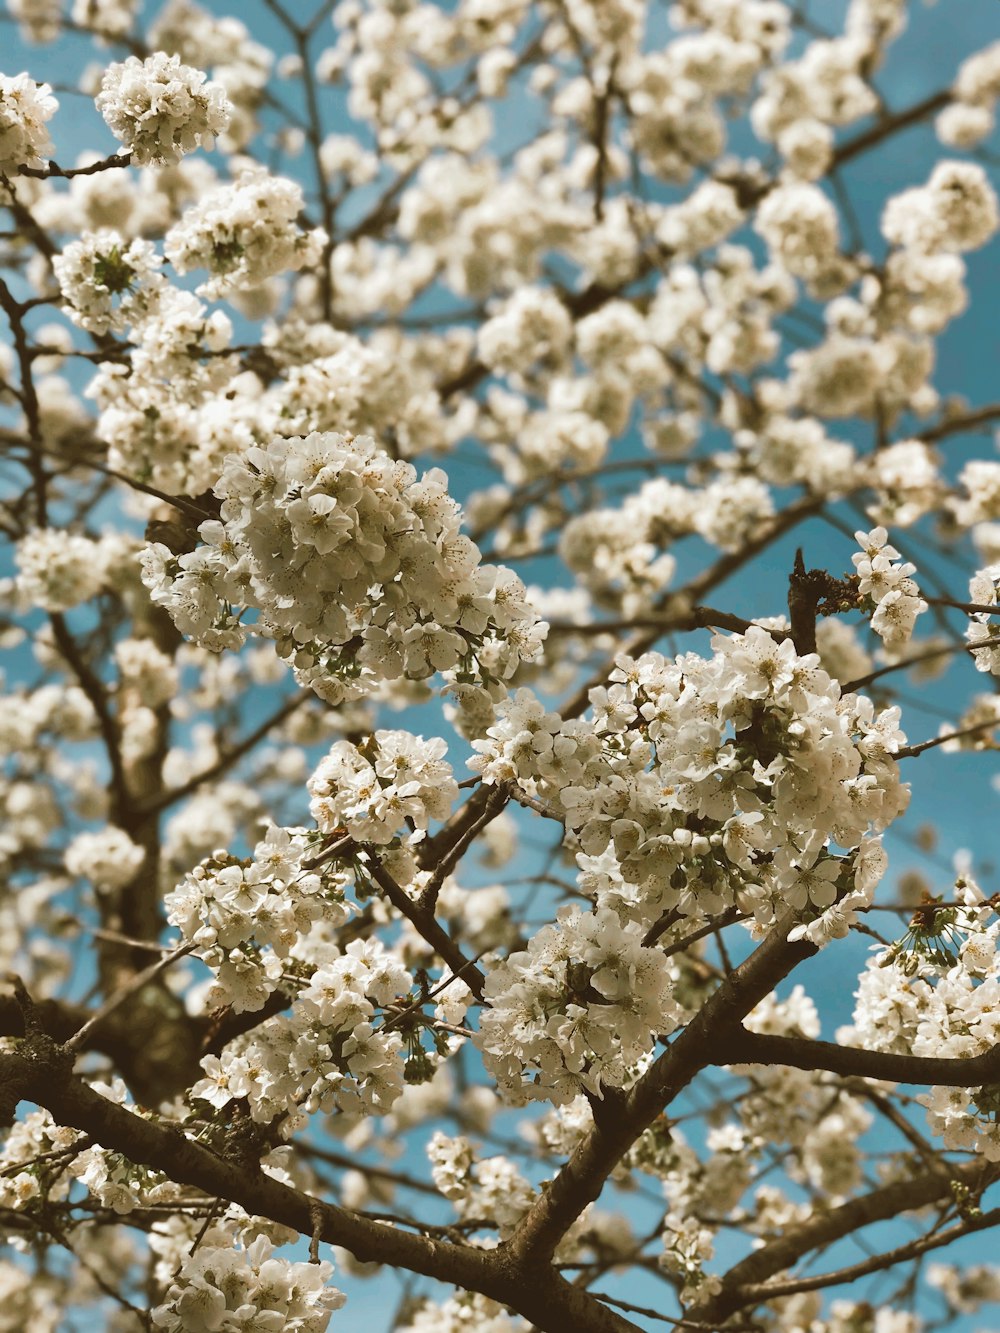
(164, 823), (351, 1014)
(966, 563), (1000, 676)
(163, 167), (326, 298)
(151, 1236), (345, 1332)
(73, 1135), (168, 1216)
(881, 161), (999, 255)
(750, 11), (874, 150)
(842, 878), (1000, 1160)
(0, 1106), (79, 1217)
(660, 1212), (721, 1305)
(852, 527), (927, 651)
(13, 528), (113, 612)
(166, 813), (427, 1124)
(72, 0), (137, 41)
(398, 1293), (525, 1333)
(10, 1), (141, 44)
(476, 903), (683, 1104)
(754, 182), (841, 287)
(559, 471), (779, 614)
(473, 627), (906, 949)
(53, 229), (164, 335)
(865, 440), (943, 526)
(87, 307), (460, 498)
(939, 41), (1000, 147)
(64, 825), (145, 893)
(0, 72), (56, 173)
(141, 431), (545, 700)
(953, 458), (1000, 530)
(87, 286), (242, 496)
(476, 287), (574, 377)
(190, 933), (414, 1124)
(308, 730), (457, 845)
(427, 1131), (537, 1236)
(95, 53), (232, 166)
(928, 1262), (1000, 1317)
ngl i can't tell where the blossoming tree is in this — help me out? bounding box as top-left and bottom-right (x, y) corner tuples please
(3, 0), (1000, 1328)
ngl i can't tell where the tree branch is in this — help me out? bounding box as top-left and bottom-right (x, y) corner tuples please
(688, 1157), (1000, 1325)
(0, 1045), (646, 1333)
(361, 852), (486, 999)
(506, 911), (818, 1266)
(713, 1027), (1000, 1087)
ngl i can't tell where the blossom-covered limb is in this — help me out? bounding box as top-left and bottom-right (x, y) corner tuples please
(730, 1204), (1000, 1307)
(688, 1157), (1000, 1326)
(0, 1045), (644, 1333)
(506, 911), (818, 1266)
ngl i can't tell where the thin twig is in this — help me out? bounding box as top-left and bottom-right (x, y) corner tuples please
(66, 942), (194, 1053)
(897, 718), (1000, 759)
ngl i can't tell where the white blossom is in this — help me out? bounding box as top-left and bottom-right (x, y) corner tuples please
(64, 826), (144, 891)
(54, 229), (164, 334)
(308, 730), (458, 844)
(96, 53), (231, 166)
(164, 167), (326, 297)
(152, 1237), (345, 1332)
(15, 529), (108, 612)
(882, 161), (1000, 253)
(141, 432), (544, 701)
(853, 527), (927, 650)
(0, 73), (56, 172)
(754, 182), (841, 281)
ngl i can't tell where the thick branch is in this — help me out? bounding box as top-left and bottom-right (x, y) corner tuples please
(0, 1046), (643, 1333)
(713, 1027), (1000, 1087)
